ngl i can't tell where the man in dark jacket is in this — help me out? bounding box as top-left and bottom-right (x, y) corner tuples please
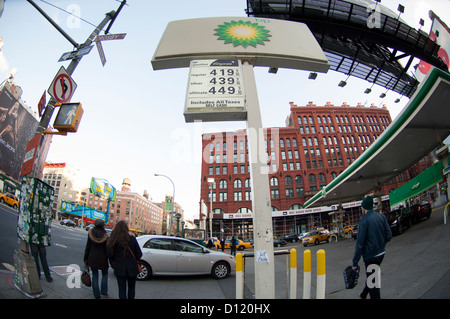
(352, 196), (392, 299)
(84, 219), (109, 298)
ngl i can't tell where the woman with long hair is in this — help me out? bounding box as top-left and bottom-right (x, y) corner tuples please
(107, 220), (142, 299)
(84, 219), (109, 299)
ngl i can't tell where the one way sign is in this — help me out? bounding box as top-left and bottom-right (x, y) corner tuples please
(58, 45), (93, 62)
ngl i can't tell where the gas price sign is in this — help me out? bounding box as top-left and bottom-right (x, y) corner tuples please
(184, 59), (246, 122)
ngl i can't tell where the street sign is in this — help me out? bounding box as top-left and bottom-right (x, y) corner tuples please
(96, 33), (126, 41)
(184, 59), (246, 122)
(48, 66), (77, 103)
(58, 45), (94, 62)
(94, 33), (127, 66)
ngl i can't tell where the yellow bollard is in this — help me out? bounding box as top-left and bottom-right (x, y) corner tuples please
(316, 249), (326, 299)
(236, 253), (244, 299)
(303, 249), (311, 299)
(289, 248), (297, 299)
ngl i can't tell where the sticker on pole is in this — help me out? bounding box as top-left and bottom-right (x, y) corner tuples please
(48, 66), (77, 103)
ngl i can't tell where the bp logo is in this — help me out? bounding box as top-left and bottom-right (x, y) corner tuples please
(214, 20), (271, 48)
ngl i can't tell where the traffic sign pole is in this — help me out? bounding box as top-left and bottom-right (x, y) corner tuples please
(32, 10), (118, 178)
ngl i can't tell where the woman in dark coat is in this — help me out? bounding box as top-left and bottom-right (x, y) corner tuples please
(84, 219), (109, 299)
(107, 220), (143, 299)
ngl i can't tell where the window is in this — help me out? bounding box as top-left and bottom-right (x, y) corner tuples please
(295, 175), (303, 184)
(234, 191), (242, 201)
(318, 173), (326, 183)
(219, 191), (227, 202)
(143, 238), (172, 250)
(286, 187), (294, 198)
(219, 180), (227, 189)
(271, 189), (279, 199)
(270, 177), (279, 186)
(285, 176), (293, 185)
(233, 179), (242, 188)
(173, 240), (203, 253)
(244, 178), (251, 188)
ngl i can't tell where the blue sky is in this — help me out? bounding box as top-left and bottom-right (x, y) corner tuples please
(0, 0), (448, 220)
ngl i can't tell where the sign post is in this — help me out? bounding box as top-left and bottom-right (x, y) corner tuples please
(151, 16), (329, 299)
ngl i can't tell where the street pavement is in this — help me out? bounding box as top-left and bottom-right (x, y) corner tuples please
(0, 204), (449, 300)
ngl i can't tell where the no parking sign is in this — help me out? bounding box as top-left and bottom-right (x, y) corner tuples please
(48, 66), (77, 103)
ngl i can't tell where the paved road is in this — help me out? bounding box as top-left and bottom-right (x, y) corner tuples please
(1, 203), (449, 299)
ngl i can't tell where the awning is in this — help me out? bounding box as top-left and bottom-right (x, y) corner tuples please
(304, 67), (450, 208)
(389, 157), (448, 206)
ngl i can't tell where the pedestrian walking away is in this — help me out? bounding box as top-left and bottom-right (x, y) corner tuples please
(107, 220), (143, 299)
(30, 243), (53, 282)
(230, 236), (237, 256)
(352, 196), (392, 299)
(84, 219), (109, 299)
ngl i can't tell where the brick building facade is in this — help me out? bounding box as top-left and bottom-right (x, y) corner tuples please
(199, 101), (432, 238)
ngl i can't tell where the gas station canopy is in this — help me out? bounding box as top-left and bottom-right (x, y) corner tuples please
(304, 67), (450, 208)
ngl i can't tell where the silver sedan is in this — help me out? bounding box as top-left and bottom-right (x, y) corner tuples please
(136, 235), (235, 280)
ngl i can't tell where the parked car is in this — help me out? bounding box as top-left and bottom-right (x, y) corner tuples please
(273, 236), (287, 247)
(0, 191), (19, 209)
(302, 229), (330, 246)
(281, 234), (300, 243)
(60, 219), (76, 227)
(409, 201), (432, 223)
(136, 235), (235, 280)
(385, 208), (411, 235)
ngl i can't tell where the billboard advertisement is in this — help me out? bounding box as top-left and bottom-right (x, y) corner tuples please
(0, 84), (38, 180)
(90, 177), (116, 201)
(60, 200), (106, 221)
(415, 10), (449, 82)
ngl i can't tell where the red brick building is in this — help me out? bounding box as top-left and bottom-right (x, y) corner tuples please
(199, 102), (432, 238)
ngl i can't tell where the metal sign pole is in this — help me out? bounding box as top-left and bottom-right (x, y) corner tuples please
(242, 60), (275, 299)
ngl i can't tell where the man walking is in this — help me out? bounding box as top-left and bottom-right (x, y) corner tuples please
(352, 196), (392, 299)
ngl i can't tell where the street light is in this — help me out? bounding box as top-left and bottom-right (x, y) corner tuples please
(154, 173), (175, 235)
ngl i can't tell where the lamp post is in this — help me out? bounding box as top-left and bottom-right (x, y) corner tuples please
(207, 178), (215, 239)
(154, 174), (175, 234)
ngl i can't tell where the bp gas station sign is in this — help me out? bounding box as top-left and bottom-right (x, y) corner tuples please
(151, 16), (329, 299)
(184, 59), (246, 122)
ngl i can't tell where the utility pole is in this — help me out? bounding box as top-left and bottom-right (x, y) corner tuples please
(26, 0), (126, 178)
(14, 1), (126, 298)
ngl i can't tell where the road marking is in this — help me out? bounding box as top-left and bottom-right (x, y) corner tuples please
(54, 243), (67, 248)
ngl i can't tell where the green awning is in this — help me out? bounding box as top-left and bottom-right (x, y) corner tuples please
(389, 157), (449, 206)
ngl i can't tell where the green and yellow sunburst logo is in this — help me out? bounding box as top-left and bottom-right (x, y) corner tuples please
(214, 20), (271, 48)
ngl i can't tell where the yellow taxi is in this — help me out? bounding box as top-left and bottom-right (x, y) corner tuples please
(204, 237), (221, 248)
(302, 229), (331, 246)
(344, 225), (354, 234)
(225, 239), (252, 250)
(0, 191), (19, 209)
